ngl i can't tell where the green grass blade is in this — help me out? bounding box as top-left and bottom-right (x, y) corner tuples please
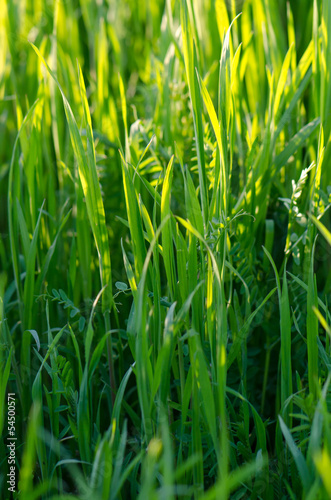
(31, 44), (113, 312)
(307, 239), (319, 399)
(279, 415), (312, 492)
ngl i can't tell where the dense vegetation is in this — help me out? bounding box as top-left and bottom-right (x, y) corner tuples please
(1, 0), (331, 498)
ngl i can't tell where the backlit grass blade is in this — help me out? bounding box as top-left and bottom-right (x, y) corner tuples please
(307, 374), (331, 471)
(314, 448), (331, 497)
(121, 240), (138, 304)
(313, 307), (331, 339)
(181, 0), (208, 230)
(219, 14), (240, 135)
(320, 0), (331, 144)
(197, 72), (227, 217)
(31, 44), (112, 313)
(274, 66), (313, 141)
(308, 214), (331, 245)
(120, 151), (149, 287)
(183, 168), (204, 237)
(161, 156), (176, 300)
(77, 63), (113, 312)
(31, 44), (117, 402)
(273, 44), (293, 117)
(8, 99), (41, 326)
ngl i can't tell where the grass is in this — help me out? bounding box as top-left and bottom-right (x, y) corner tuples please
(1, 0), (331, 498)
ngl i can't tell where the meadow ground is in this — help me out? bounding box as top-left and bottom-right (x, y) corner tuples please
(1, 0), (331, 498)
